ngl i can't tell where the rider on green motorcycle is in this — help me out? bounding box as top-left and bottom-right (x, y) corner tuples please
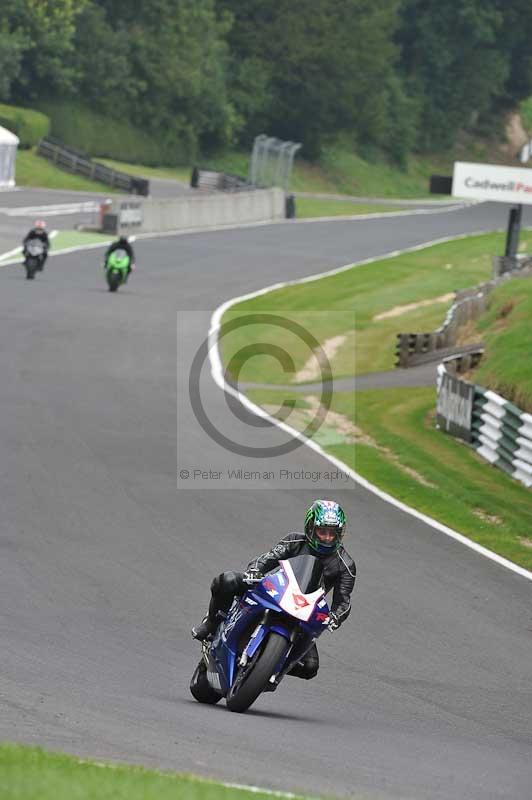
(104, 236), (136, 281)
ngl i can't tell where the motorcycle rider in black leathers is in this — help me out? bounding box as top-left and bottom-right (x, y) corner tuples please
(23, 219), (50, 270)
(191, 499), (356, 680)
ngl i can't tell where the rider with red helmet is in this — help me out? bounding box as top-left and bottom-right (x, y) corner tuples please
(23, 220), (50, 269)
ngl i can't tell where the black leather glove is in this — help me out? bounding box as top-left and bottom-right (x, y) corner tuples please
(327, 612), (340, 632)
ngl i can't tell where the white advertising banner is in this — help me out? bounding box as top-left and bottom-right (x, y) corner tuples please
(452, 161), (532, 205)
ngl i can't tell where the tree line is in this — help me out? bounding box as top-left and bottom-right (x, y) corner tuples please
(1, 0), (532, 163)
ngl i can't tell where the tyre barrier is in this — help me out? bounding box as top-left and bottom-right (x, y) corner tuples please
(437, 358), (532, 488)
(190, 167), (251, 192)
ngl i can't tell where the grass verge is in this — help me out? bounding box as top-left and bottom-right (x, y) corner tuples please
(246, 387), (532, 571)
(220, 230), (532, 570)
(15, 149), (117, 193)
(221, 231), (528, 384)
(50, 230), (112, 250)
(294, 198), (401, 217)
(97, 157), (190, 184)
(0, 743), (318, 800)
(472, 278), (532, 412)
(200, 145), (458, 198)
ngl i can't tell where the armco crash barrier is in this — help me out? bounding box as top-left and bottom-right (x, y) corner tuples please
(437, 360), (532, 488)
(103, 188), (285, 235)
(396, 263), (532, 368)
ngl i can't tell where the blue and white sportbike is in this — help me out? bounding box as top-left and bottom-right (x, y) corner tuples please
(190, 553), (330, 713)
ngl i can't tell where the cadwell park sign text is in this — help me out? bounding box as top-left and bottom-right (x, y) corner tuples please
(452, 162), (532, 205)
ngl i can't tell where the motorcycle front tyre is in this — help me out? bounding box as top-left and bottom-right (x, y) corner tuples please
(189, 660), (222, 705)
(226, 631), (288, 713)
(107, 270), (121, 292)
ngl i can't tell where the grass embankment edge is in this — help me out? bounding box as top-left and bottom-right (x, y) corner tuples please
(15, 149), (119, 193)
(245, 387), (532, 573)
(0, 743), (321, 800)
(220, 231), (528, 383)
(218, 233), (532, 574)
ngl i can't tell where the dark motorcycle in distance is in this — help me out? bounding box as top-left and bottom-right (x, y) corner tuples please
(190, 554), (331, 713)
(24, 238), (46, 280)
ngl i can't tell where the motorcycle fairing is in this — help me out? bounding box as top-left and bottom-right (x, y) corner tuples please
(211, 557), (330, 696)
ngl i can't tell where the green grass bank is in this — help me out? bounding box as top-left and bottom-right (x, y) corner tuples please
(221, 232), (532, 384)
(472, 278), (532, 412)
(15, 148), (117, 193)
(220, 232), (532, 571)
(245, 385), (532, 571)
(0, 744), (320, 800)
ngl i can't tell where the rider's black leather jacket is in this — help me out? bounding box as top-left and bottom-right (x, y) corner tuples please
(248, 532), (356, 627)
(105, 239), (135, 263)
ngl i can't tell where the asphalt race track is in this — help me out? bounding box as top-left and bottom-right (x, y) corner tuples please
(1, 203), (531, 800)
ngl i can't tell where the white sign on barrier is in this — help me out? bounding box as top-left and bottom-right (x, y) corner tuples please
(452, 161), (532, 205)
(119, 200), (143, 227)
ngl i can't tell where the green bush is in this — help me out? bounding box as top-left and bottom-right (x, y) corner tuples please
(40, 100), (193, 167)
(0, 103), (50, 149)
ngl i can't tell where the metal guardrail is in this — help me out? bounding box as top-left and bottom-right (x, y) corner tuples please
(190, 167), (251, 193)
(395, 288), (490, 367)
(436, 359), (532, 488)
(396, 265), (532, 368)
(37, 138), (149, 196)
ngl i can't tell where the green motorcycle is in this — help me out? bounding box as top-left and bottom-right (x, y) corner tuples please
(105, 248), (130, 292)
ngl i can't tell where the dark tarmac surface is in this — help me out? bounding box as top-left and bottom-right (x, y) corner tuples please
(1, 203), (531, 799)
(238, 362), (440, 393)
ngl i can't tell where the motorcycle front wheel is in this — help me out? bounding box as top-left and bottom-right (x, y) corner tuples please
(107, 270), (121, 292)
(189, 660), (222, 705)
(226, 631), (288, 713)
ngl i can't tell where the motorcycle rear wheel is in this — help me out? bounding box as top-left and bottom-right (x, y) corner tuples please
(226, 631), (288, 713)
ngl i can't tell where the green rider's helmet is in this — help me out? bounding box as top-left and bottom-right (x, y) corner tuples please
(304, 499), (346, 555)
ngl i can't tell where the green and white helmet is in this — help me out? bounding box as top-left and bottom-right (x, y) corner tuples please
(304, 499), (346, 554)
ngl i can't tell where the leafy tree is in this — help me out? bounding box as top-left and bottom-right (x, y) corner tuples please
(73, 3), (140, 113)
(0, 0), (87, 100)
(0, 27), (27, 101)
(493, 0), (532, 111)
(398, 0), (508, 150)
(84, 0), (235, 156)
(220, 0), (401, 160)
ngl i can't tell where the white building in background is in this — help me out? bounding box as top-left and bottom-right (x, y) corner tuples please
(0, 125), (19, 188)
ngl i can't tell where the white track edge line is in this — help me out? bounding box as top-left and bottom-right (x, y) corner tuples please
(75, 758), (310, 797)
(208, 234), (532, 583)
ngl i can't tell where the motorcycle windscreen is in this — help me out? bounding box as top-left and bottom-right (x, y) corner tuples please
(284, 554), (324, 593)
(277, 555), (325, 622)
(27, 239), (44, 256)
(107, 249), (130, 270)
